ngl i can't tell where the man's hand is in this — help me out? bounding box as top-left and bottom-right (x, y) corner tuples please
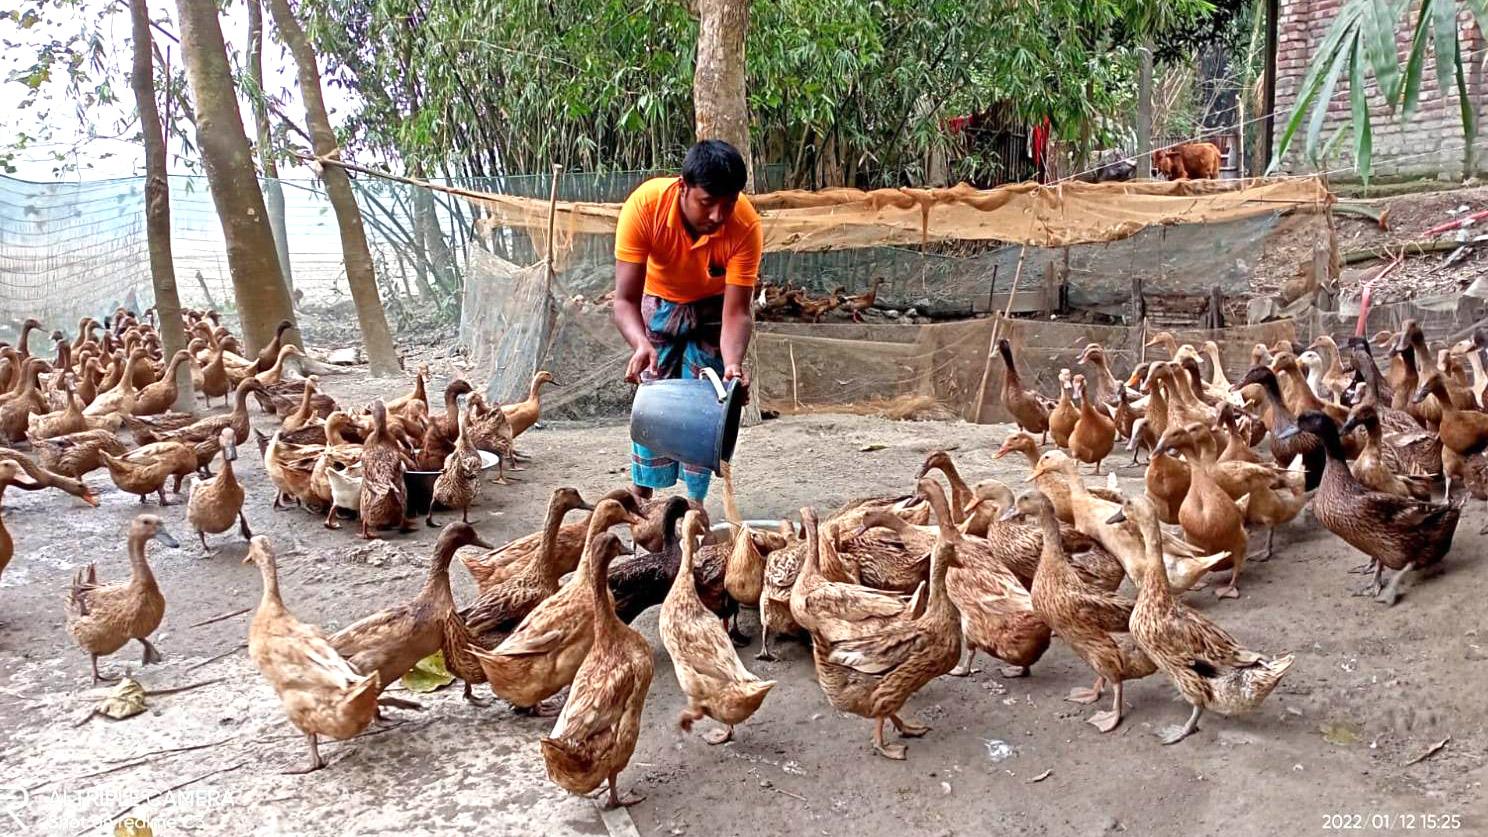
(723, 363), (751, 403)
(626, 343), (658, 384)
(723, 363), (750, 388)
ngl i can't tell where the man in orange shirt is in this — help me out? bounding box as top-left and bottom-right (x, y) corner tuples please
(613, 140), (763, 502)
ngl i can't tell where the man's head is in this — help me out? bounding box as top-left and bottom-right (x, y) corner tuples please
(679, 139), (748, 236)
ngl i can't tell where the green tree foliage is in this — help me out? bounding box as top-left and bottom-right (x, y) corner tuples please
(302, 0), (1213, 188)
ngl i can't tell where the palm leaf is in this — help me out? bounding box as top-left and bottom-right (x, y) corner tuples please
(1431, 0), (1461, 95)
(1400, 3), (1433, 118)
(1359, 0), (1403, 103)
(1306, 34), (1357, 163)
(1270, 3), (1363, 171)
(1350, 39), (1374, 183)
(1454, 37), (1478, 164)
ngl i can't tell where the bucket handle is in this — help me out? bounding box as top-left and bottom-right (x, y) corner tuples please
(699, 367), (729, 403)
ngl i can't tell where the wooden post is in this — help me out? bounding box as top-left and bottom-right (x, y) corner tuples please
(1128, 275), (1146, 326)
(1041, 260), (1059, 316)
(536, 163), (563, 369)
(972, 245), (1028, 423)
(1136, 38), (1154, 179)
(1203, 285), (1225, 330)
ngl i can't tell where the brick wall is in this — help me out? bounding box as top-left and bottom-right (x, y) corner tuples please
(1273, 0), (1486, 180)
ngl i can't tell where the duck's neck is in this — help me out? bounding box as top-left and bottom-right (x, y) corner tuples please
(537, 500), (573, 584)
(261, 334), (284, 366)
(1468, 352), (1487, 397)
(417, 546), (456, 611)
(1412, 337), (1439, 375)
(163, 351), (188, 383)
(917, 532), (958, 627)
(118, 355), (140, 392)
(1033, 506), (1072, 579)
(326, 417), (351, 446)
(284, 379), (309, 417)
(1362, 421), (1384, 456)
(1259, 375), (1297, 431)
(217, 453), (238, 488)
(1319, 341), (1344, 379)
(255, 557), (285, 615)
(999, 344), (1021, 387)
(18, 362), (40, 396)
(800, 516), (822, 583)
(1430, 381), (1457, 418)
(528, 376), (548, 402)
(1305, 362), (1325, 395)
(1148, 382), (1169, 421)
(1281, 365), (1323, 411)
(588, 550), (623, 641)
(1205, 346), (1231, 387)
(231, 383), (253, 417)
(669, 529), (701, 601)
(1076, 383), (1097, 418)
(1171, 368), (1201, 408)
(1059, 467), (1090, 498)
(818, 522), (857, 580)
(264, 349), (289, 379)
(127, 533), (159, 594)
(931, 463), (972, 517)
(1090, 356), (1118, 399)
(1134, 525), (1174, 606)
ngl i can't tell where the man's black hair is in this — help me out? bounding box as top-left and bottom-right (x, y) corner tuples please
(681, 139), (748, 197)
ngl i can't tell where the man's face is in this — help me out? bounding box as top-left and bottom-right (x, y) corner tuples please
(679, 183), (737, 236)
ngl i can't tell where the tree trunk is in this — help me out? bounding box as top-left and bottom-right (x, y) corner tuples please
(414, 185), (456, 296)
(693, 0), (753, 191)
(174, 0), (296, 354)
(247, 0), (294, 305)
(1136, 38), (1154, 180)
(131, 0), (192, 412)
(265, 0), (400, 376)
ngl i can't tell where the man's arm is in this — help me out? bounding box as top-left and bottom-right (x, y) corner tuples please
(614, 260), (656, 383)
(720, 282), (753, 388)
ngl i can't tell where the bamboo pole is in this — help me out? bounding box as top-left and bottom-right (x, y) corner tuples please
(789, 342), (800, 410)
(535, 163), (563, 370)
(544, 162), (562, 286)
(972, 245), (1028, 424)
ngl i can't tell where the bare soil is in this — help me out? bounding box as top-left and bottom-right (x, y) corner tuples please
(0, 367), (1485, 836)
(1333, 185), (1488, 301)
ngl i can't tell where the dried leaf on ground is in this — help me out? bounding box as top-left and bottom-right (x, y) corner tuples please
(1319, 720), (1361, 746)
(97, 678), (148, 721)
(402, 652), (455, 693)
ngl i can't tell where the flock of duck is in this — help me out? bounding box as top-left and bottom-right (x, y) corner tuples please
(0, 310), (1481, 811)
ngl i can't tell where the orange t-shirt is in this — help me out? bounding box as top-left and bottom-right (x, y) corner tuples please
(614, 176), (763, 303)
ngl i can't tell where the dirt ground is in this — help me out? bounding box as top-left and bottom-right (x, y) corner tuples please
(1333, 185), (1488, 301)
(0, 366), (1485, 836)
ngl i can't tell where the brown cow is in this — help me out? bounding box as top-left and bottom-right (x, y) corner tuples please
(1153, 141), (1221, 180)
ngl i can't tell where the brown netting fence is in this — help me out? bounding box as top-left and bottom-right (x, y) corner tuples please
(458, 176), (1340, 421)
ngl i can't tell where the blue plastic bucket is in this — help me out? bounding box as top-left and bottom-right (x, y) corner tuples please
(629, 368), (744, 475)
